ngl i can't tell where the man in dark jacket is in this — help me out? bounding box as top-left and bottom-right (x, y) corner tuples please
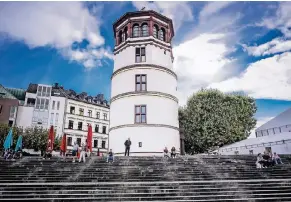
(124, 138), (131, 156)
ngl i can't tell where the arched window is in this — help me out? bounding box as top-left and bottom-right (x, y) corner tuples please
(159, 28), (165, 41)
(124, 27), (128, 41)
(141, 23), (149, 37)
(118, 31), (123, 44)
(132, 24), (139, 37)
(153, 25), (158, 38)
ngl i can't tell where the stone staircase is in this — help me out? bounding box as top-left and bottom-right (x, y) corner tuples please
(1, 155), (291, 201)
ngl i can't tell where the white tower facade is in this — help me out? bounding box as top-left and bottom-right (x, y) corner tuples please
(109, 10), (180, 156)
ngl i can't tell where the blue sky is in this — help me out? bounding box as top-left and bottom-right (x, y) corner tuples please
(0, 1), (291, 137)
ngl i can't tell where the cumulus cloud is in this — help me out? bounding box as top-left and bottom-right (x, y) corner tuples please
(209, 52), (291, 100)
(173, 33), (235, 106)
(0, 2), (112, 69)
(132, 1), (193, 31)
(259, 2), (291, 37)
(243, 38), (291, 57)
(249, 116), (274, 138)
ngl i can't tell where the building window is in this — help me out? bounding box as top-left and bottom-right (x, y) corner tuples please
(55, 113), (59, 125)
(68, 120), (74, 129)
(8, 120), (13, 127)
(52, 101), (55, 110)
(102, 126), (106, 134)
(70, 106), (75, 114)
(36, 98), (41, 109)
(77, 138), (81, 146)
(118, 30), (123, 44)
(42, 86), (46, 97)
(79, 108), (84, 116)
(50, 113), (54, 125)
(139, 142), (142, 147)
(27, 98), (36, 106)
(101, 141), (106, 149)
(95, 125), (99, 133)
(88, 110), (92, 117)
(46, 87), (51, 97)
(37, 86), (42, 96)
(132, 24), (139, 37)
(78, 122), (83, 130)
(135, 74), (147, 91)
(57, 101), (60, 110)
(159, 28), (165, 41)
(135, 47), (146, 63)
(67, 137), (72, 146)
(135, 105), (146, 123)
(94, 140), (98, 148)
(44, 99), (49, 110)
(9, 106), (16, 118)
(153, 25), (158, 38)
(103, 113), (107, 120)
(141, 23), (149, 37)
(96, 112), (100, 119)
(0, 105), (2, 114)
(40, 98), (45, 109)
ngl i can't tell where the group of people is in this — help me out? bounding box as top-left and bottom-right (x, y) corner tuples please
(256, 151), (283, 168)
(2, 148), (22, 160)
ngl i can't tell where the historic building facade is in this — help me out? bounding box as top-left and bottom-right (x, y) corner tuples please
(109, 10), (180, 156)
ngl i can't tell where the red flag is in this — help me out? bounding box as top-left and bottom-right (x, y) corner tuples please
(60, 133), (67, 152)
(87, 124), (93, 152)
(47, 126), (54, 151)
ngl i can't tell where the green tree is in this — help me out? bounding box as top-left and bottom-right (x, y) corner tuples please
(180, 89), (257, 154)
(0, 123), (22, 152)
(22, 126), (48, 152)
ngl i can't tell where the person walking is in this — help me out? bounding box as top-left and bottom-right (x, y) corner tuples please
(124, 138), (131, 156)
(79, 143), (86, 163)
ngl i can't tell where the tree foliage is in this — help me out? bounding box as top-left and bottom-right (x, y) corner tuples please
(0, 124), (49, 152)
(180, 89), (257, 154)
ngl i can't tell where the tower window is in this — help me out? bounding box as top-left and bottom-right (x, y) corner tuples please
(141, 23), (149, 37)
(132, 24), (139, 37)
(159, 28), (166, 41)
(135, 47), (146, 63)
(135, 105), (147, 123)
(135, 74), (147, 91)
(124, 27), (128, 41)
(118, 30), (123, 44)
(153, 25), (158, 38)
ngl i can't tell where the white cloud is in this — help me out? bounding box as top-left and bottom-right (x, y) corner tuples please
(259, 2), (291, 37)
(249, 116), (274, 138)
(0, 2), (112, 69)
(132, 1), (193, 31)
(199, 2), (234, 21)
(209, 52), (291, 100)
(173, 33), (235, 106)
(243, 37), (291, 57)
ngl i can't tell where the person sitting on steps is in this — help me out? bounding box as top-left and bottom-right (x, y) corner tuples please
(273, 152), (283, 164)
(256, 153), (265, 168)
(107, 149), (114, 163)
(43, 147), (52, 160)
(124, 138), (131, 156)
(263, 151), (275, 167)
(171, 147), (176, 158)
(164, 147), (169, 158)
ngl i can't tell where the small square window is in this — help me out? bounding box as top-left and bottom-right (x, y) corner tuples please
(135, 47), (146, 63)
(139, 142), (142, 147)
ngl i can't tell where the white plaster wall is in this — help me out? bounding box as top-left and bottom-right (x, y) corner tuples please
(16, 106), (34, 128)
(48, 96), (66, 137)
(111, 68), (177, 97)
(110, 96), (179, 128)
(114, 44), (173, 71)
(109, 126), (180, 155)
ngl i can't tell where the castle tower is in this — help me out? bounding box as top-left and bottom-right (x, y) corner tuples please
(109, 10), (179, 156)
